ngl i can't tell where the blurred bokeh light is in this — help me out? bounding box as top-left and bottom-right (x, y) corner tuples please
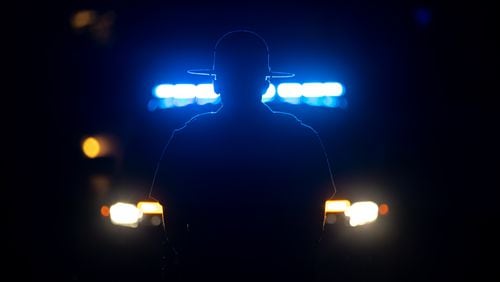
(71, 10), (97, 30)
(109, 202), (142, 228)
(82, 137), (100, 159)
(344, 201), (379, 227)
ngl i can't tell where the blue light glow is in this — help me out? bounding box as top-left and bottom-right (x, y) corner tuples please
(195, 84), (220, 105)
(158, 98), (175, 109)
(277, 83), (302, 98)
(195, 84), (218, 99)
(173, 97), (195, 107)
(302, 82), (343, 97)
(262, 83), (276, 102)
(172, 84), (197, 99)
(153, 84), (175, 98)
(415, 7), (432, 27)
(150, 82), (345, 110)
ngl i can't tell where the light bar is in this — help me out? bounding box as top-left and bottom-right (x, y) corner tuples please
(302, 82), (343, 97)
(150, 82), (345, 110)
(154, 83), (217, 99)
(277, 83), (302, 98)
(278, 82), (343, 98)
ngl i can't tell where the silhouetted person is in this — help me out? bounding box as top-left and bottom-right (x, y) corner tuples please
(152, 30), (334, 281)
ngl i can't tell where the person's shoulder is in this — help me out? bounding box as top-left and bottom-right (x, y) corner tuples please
(269, 110), (318, 135)
(174, 111), (219, 134)
(270, 110), (302, 124)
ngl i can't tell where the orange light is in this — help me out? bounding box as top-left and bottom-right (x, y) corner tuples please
(100, 205), (110, 217)
(137, 201), (163, 215)
(379, 203), (389, 215)
(81, 134), (118, 159)
(325, 199), (351, 213)
(71, 10), (96, 29)
(82, 137), (100, 158)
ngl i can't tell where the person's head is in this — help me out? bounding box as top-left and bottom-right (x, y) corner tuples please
(212, 30), (271, 109)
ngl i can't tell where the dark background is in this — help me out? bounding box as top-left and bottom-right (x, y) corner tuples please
(12, 0), (496, 281)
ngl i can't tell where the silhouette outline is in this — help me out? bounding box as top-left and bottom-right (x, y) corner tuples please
(151, 30), (336, 282)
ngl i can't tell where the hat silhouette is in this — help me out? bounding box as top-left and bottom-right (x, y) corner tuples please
(187, 30), (294, 79)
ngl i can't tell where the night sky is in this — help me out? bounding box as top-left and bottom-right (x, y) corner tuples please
(12, 0), (496, 281)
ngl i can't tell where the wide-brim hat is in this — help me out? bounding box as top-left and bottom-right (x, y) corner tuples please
(187, 68), (294, 78)
(187, 30), (295, 79)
